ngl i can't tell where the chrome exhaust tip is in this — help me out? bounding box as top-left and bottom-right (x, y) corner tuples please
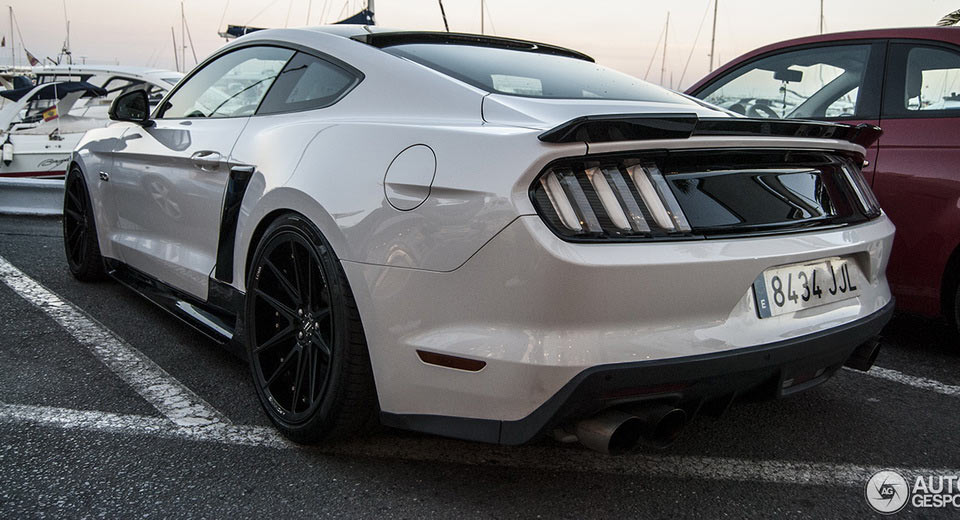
(628, 404), (687, 449)
(574, 410), (644, 455)
(573, 405), (688, 454)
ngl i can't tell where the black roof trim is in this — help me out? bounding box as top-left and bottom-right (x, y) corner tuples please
(538, 113), (882, 149)
(352, 31), (595, 62)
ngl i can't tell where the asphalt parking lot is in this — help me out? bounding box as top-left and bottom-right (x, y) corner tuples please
(0, 215), (957, 518)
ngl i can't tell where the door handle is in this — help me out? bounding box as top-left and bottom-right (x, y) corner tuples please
(190, 150), (222, 171)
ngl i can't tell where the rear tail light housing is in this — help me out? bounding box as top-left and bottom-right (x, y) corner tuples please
(841, 162), (882, 218)
(533, 159), (693, 240)
(530, 150), (880, 242)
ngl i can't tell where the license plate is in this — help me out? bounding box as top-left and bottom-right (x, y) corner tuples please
(753, 257), (861, 318)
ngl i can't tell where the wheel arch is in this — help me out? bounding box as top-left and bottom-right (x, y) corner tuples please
(232, 186), (351, 293)
(67, 155), (94, 185)
(65, 156), (118, 261)
(242, 207), (295, 290)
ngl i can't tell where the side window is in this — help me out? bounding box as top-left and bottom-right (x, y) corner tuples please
(158, 46), (294, 119)
(898, 45), (960, 113)
(257, 52), (360, 114)
(696, 44), (872, 119)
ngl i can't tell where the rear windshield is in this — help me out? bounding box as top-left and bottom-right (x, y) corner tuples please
(383, 43), (697, 104)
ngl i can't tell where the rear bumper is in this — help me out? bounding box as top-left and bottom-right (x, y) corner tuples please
(347, 213), (894, 420)
(381, 299), (893, 445)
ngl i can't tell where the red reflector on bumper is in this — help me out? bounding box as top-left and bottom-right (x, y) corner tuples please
(416, 350), (486, 372)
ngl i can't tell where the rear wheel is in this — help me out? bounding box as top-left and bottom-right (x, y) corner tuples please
(63, 167), (105, 281)
(245, 214), (377, 443)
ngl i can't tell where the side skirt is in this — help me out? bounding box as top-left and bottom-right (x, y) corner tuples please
(104, 259), (247, 359)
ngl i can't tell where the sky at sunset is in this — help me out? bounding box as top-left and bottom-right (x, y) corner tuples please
(4, 0), (958, 90)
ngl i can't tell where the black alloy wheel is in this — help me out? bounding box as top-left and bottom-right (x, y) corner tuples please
(63, 167), (105, 281)
(246, 214), (377, 442)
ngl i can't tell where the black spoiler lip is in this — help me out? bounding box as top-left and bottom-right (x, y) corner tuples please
(537, 113), (882, 149)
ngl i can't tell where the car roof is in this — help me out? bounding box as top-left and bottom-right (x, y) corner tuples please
(686, 26), (960, 94)
(301, 24), (398, 38)
(297, 26), (594, 61)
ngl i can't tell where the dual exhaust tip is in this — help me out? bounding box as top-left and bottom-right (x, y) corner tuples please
(574, 405), (687, 455)
(571, 338), (883, 454)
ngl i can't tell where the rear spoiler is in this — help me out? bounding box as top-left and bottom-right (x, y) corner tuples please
(538, 113), (882, 149)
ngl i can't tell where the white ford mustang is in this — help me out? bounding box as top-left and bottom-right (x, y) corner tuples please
(65, 26), (894, 453)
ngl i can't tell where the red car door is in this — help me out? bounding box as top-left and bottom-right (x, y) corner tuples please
(873, 41), (960, 318)
(688, 41), (886, 184)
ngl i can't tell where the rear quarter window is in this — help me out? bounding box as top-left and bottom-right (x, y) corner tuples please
(257, 52), (361, 115)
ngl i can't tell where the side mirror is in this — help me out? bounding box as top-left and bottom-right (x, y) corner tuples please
(109, 89), (152, 125)
(773, 68), (803, 83)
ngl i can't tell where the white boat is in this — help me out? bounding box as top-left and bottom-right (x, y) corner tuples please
(0, 81), (109, 179)
(0, 66), (182, 179)
(31, 65), (183, 118)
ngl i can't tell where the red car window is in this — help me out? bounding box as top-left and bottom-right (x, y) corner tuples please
(697, 44), (872, 120)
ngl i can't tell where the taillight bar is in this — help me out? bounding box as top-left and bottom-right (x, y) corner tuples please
(841, 163), (882, 218)
(531, 159), (694, 239)
(530, 150), (881, 242)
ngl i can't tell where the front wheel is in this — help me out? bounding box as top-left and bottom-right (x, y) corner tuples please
(245, 214), (378, 443)
(63, 167), (105, 281)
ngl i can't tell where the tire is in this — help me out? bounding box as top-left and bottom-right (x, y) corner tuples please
(62, 167), (106, 281)
(245, 213), (378, 443)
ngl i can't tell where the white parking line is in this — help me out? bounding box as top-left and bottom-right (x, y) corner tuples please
(0, 255), (230, 427)
(846, 366), (960, 398)
(2, 253), (958, 489)
(1, 401), (957, 488)
(0, 403), (287, 448)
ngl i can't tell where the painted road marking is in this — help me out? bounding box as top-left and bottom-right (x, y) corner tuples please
(0, 403), (287, 448)
(0, 255), (230, 427)
(1, 253), (958, 488)
(845, 366), (960, 398)
(1, 401), (957, 488)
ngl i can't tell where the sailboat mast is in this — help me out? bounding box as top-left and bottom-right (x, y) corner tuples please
(181, 2), (187, 72)
(661, 12), (669, 87)
(306, 0), (312, 24)
(171, 26), (179, 72)
(819, 0), (824, 34)
(709, 0), (718, 71)
(438, 0), (450, 32)
(8, 7), (14, 68)
(480, 0), (484, 34)
(63, 0), (71, 64)
(184, 9), (198, 65)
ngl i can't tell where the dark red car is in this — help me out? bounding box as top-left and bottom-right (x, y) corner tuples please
(687, 27), (960, 335)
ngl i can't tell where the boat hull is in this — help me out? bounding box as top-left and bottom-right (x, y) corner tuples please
(0, 134), (79, 179)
